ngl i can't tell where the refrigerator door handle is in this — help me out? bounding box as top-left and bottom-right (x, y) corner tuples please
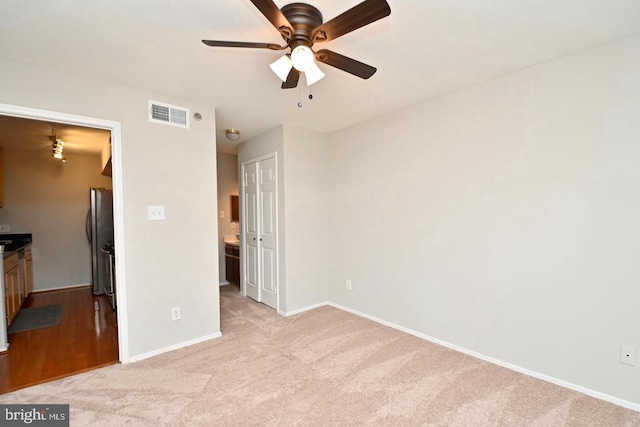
(85, 209), (92, 243)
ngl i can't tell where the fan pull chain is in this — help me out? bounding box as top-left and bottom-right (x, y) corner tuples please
(297, 84), (314, 108)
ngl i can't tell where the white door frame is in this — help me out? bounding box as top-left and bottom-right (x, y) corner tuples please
(239, 152), (279, 312)
(0, 102), (130, 363)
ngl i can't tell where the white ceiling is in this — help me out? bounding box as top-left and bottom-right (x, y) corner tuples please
(1, 0), (640, 154)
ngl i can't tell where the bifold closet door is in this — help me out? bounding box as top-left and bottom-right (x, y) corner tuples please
(242, 157), (278, 310)
(257, 157), (277, 309)
(243, 161), (259, 301)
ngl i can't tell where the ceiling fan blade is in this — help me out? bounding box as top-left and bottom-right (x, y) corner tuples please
(281, 68), (300, 89)
(311, 0), (391, 43)
(202, 40), (286, 50)
(315, 50), (377, 79)
(250, 0), (293, 37)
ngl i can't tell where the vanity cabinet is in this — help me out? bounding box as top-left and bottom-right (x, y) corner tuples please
(225, 244), (240, 286)
(4, 253), (21, 326)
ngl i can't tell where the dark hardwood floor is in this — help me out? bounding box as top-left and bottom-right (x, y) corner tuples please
(0, 286), (119, 394)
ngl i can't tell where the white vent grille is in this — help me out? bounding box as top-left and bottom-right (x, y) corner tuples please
(149, 100), (189, 128)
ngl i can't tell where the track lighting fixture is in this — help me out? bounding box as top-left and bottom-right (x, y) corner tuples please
(50, 135), (67, 162)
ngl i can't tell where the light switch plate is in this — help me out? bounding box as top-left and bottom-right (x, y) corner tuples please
(148, 205), (165, 221)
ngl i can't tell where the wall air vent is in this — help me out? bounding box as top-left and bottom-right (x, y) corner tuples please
(148, 100), (190, 129)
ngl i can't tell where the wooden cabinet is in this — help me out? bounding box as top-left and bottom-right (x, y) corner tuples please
(22, 245), (33, 298)
(3, 244), (33, 326)
(225, 244), (240, 286)
(0, 147), (4, 208)
(4, 253), (21, 326)
(101, 138), (112, 177)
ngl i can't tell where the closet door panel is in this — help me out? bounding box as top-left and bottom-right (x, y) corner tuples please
(243, 162), (259, 301)
(258, 157), (278, 309)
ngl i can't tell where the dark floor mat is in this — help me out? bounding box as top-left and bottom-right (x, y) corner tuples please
(8, 304), (63, 334)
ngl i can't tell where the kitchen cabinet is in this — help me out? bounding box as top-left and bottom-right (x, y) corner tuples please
(21, 245), (33, 298)
(4, 253), (21, 326)
(0, 147), (4, 208)
(225, 244), (240, 286)
(101, 138), (112, 177)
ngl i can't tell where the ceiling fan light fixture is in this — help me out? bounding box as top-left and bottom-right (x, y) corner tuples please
(291, 45), (315, 72)
(200, 0), (391, 89)
(269, 55), (293, 82)
(225, 128), (240, 141)
(305, 61), (325, 86)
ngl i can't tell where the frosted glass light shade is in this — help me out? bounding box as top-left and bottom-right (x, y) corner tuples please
(305, 62), (325, 86)
(269, 55), (293, 82)
(225, 128), (240, 140)
(291, 45), (315, 72)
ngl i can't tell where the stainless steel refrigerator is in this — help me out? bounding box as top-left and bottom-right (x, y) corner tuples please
(86, 188), (114, 296)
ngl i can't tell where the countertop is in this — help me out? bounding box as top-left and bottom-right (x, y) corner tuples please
(223, 235), (240, 246)
(1, 233), (33, 259)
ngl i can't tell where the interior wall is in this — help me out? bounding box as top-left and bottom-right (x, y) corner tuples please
(282, 126), (329, 312)
(0, 58), (220, 360)
(216, 152), (239, 284)
(0, 148), (111, 291)
(327, 35), (640, 406)
(237, 125), (330, 314)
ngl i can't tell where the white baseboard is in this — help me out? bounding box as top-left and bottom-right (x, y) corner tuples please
(31, 283), (91, 293)
(327, 302), (640, 413)
(219, 281), (230, 286)
(278, 301), (329, 317)
(126, 332), (222, 364)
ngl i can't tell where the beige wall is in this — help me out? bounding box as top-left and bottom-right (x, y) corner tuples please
(216, 152), (238, 284)
(0, 148), (112, 290)
(0, 57), (220, 360)
(237, 125), (330, 314)
(326, 35), (640, 406)
(282, 126), (329, 312)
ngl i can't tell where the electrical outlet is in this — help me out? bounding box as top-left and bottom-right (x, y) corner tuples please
(0, 225), (10, 232)
(171, 307), (181, 321)
(620, 346), (636, 366)
(220, 210), (225, 219)
(148, 205), (166, 221)
(346, 279), (352, 290)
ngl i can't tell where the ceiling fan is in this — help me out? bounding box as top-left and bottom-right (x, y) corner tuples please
(202, 0), (391, 88)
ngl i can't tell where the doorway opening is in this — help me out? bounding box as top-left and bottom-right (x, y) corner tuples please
(216, 152), (240, 291)
(0, 103), (128, 392)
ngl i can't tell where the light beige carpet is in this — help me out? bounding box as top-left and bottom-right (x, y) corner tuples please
(1, 285), (639, 426)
